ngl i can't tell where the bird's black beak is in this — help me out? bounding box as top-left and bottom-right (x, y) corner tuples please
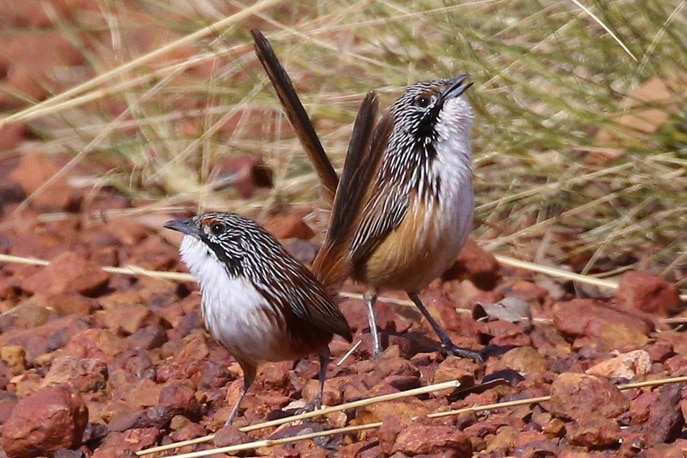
(442, 74), (473, 101)
(164, 218), (201, 236)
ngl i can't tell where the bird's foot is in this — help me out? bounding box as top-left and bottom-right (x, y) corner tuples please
(441, 344), (484, 364)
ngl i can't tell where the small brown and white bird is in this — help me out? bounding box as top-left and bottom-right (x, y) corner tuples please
(251, 29), (482, 362)
(165, 212), (353, 425)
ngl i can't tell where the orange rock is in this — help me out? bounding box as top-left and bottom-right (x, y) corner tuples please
(392, 423), (472, 456)
(443, 237), (500, 289)
(20, 251), (110, 295)
(9, 150), (77, 210)
(2, 385), (88, 456)
(264, 213), (315, 240)
(567, 416), (621, 448)
(615, 270), (680, 317)
(552, 299), (652, 351)
(550, 373), (628, 421)
(41, 355), (107, 393)
(501, 346), (548, 374)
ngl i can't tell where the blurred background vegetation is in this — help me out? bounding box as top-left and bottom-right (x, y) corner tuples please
(1, 0), (685, 288)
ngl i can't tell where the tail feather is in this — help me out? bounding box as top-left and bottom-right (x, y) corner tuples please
(313, 92), (384, 292)
(250, 29), (339, 202)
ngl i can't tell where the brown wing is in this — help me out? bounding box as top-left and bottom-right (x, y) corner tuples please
(250, 29), (339, 202)
(313, 93), (390, 292)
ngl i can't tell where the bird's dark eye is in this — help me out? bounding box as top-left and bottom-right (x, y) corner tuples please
(415, 95), (432, 108)
(210, 223), (226, 235)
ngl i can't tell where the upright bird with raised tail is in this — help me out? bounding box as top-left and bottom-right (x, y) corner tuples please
(251, 29), (483, 362)
(165, 212), (354, 425)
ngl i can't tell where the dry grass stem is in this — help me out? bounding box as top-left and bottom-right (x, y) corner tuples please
(0, 0), (282, 128)
(2, 253), (684, 302)
(149, 376), (687, 457)
(136, 379), (461, 456)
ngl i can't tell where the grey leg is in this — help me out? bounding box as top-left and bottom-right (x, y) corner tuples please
(364, 291), (383, 358)
(225, 363), (256, 426)
(315, 351), (331, 409)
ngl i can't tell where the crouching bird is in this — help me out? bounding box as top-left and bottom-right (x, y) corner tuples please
(165, 212), (354, 425)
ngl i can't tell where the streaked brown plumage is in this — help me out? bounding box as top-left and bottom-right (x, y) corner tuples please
(165, 212), (353, 425)
(251, 29), (483, 362)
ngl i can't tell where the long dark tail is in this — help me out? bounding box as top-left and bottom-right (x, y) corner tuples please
(250, 29), (384, 292)
(313, 92), (385, 292)
(250, 29), (339, 202)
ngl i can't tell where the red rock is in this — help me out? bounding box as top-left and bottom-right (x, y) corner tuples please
(552, 299), (651, 351)
(0, 315), (89, 365)
(617, 430), (649, 456)
(665, 352), (687, 376)
(0, 392), (18, 424)
(338, 441), (377, 458)
(656, 330), (687, 357)
(372, 355), (420, 380)
(63, 328), (127, 362)
(30, 292), (96, 316)
(645, 384), (684, 446)
(0, 0), (97, 27)
(376, 415), (412, 455)
(169, 421), (207, 441)
(0, 123), (27, 151)
(443, 237), (500, 290)
(126, 324), (168, 350)
(356, 399), (430, 425)
(94, 303), (158, 336)
(0, 300), (52, 331)
(21, 252), (110, 295)
(105, 219), (150, 246)
(385, 374), (421, 391)
(642, 438), (687, 458)
(264, 213), (315, 240)
(158, 383), (200, 420)
(486, 319), (532, 347)
(106, 406), (177, 432)
(567, 416), (621, 448)
(110, 378), (164, 412)
(558, 449), (608, 458)
(293, 437), (328, 457)
(643, 339), (673, 362)
(501, 346), (548, 374)
(91, 428), (159, 457)
(125, 235), (178, 270)
(107, 350), (156, 389)
(513, 439), (561, 457)
(41, 355), (108, 393)
(302, 378), (342, 406)
(512, 431), (560, 456)
(629, 390), (658, 425)
(0, 38), (65, 105)
(615, 270), (680, 317)
(550, 373), (628, 421)
(485, 424), (519, 452)
(391, 423), (472, 456)
(2, 386), (88, 457)
(212, 424), (250, 447)
(433, 355), (478, 386)
(509, 280), (550, 302)
(8, 150), (77, 210)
